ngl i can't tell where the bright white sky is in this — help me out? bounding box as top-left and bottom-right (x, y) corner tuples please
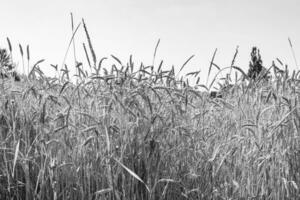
(0, 0), (299, 84)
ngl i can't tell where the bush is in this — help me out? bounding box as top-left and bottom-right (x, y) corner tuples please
(247, 47), (270, 81)
(0, 47), (20, 81)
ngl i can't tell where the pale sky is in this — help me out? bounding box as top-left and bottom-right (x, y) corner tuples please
(0, 0), (299, 84)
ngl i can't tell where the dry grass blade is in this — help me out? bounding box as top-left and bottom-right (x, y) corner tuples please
(61, 22), (81, 68)
(290, 181), (298, 191)
(19, 44), (25, 74)
(94, 188), (112, 195)
(152, 38), (160, 66)
(268, 106), (298, 138)
(40, 101), (46, 124)
(29, 59), (45, 77)
(211, 62), (220, 70)
(276, 58), (283, 66)
(231, 46), (239, 67)
(196, 77), (200, 84)
(208, 144), (220, 162)
(12, 140), (20, 178)
(150, 178), (177, 198)
(230, 46), (239, 75)
(26, 45), (30, 60)
(208, 66), (232, 90)
(288, 37), (298, 69)
(28, 59), (45, 77)
(157, 60), (163, 73)
(27, 45), (30, 74)
(82, 18), (97, 67)
(176, 55), (194, 77)
(82, 43), (91, 70)
(75, 62), (84, 78)
(19, 44), (23, 56)
(33, 59), (45, 67)
(59, 81), (70, 95)
(50, 64), (58, 71)
(61, 64), (70, 80)
(129, 55), (134, 72)
(196, 84), (209, 91)
(114, 158), (150, 193)
(70, 12), (77, 65)
(96, 57), (107, 74)
(6, 37), (12, 53)
(111, 54), (122, 66)
(206, 48), (218, 86)
(82, 135), (96, 146)
(186, 70), (200, 77)
(104, 126), (111, 153)
(215, 151), (231, 176)
(232, 66), (248, 79)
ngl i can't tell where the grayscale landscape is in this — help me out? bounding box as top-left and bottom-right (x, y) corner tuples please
(0, 0), (300, 199)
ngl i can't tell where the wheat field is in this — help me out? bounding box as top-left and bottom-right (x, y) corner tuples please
(0, 18), (300, 200)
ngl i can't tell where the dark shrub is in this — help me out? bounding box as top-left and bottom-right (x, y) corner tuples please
(210, 91), (222, 98)
(0, 48), (14, 71)
(247, 47), (270, 81)
(0, 48), (21, 81)
(12, 71), (21, 82)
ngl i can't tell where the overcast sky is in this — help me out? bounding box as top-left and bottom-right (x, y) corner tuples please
(0, 0), (299, 83)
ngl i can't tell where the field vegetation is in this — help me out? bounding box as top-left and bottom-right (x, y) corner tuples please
(0, 16), (300, 200)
